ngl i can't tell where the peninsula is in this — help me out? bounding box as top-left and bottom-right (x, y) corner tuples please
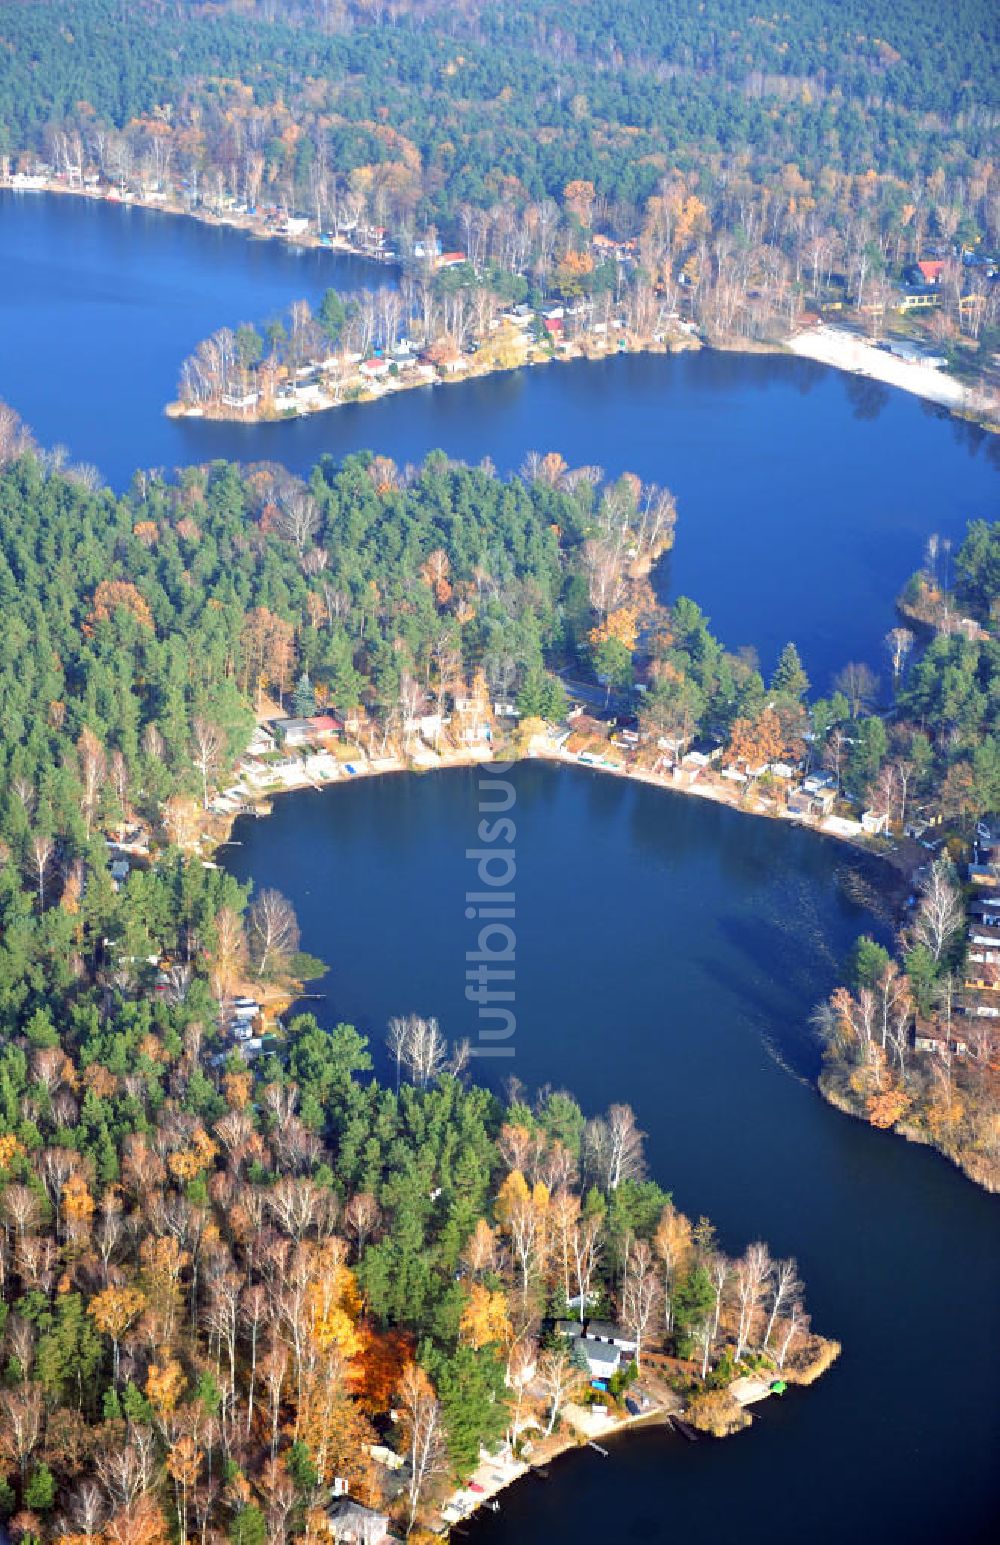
(0, 422), (854, 1541)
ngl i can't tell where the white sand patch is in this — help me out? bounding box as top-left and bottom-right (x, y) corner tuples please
(787, 324), (967, 409)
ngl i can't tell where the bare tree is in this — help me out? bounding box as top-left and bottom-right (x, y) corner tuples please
(274, 489), (321, 555)
(394, 1013), (448, 1088)
(0, 1385), (43, 1482)
(620, 1238), (661, 1367)
(25, 832), (55, 909)
(77, 726), (107, 837)
(884, 627), (915, 688)
(605, 1103), (646, 1190)
(191, 716), (225, 810)
(833, 662), (879, 718)
(398, 1363), (447, 1533)
(570, 1212), (603, 1321)
(913, 858), (963, 962)
(734, 1241), (772, 1362)
(344, 1192), (381, 1257)
(776, 1301), (809, 1370)
(247, 889), (301, 975)
(0, 398), (36, 465)
(386, 1016), (409, 1094)
(762, 1257), (803, 1349)
(537, 1346), (577, 1435)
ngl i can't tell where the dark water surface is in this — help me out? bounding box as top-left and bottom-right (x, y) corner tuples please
(2, 192), (998, 681)
(225, 765), (999, 1545)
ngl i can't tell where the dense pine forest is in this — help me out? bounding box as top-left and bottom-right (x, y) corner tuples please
(2, 0), (996, 195)
(0, 433), (852, 1539)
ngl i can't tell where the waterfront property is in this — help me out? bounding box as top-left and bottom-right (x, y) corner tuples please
(221, 766), (1000, 1545)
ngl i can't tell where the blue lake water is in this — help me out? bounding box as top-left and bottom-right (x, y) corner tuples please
(1, 192), (997, 683)
(1, 189), (998, 1542)
(224, 765), (1000, 1545)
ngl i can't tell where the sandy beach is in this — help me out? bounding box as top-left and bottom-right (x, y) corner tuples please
(786, 323), (969, 409)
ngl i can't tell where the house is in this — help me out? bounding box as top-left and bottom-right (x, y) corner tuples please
(884, 340), (945, 369)
(247, 724), (275, 757)
(862, 809), (888, 836)
(543, 316), (565, 339)
(359, 357), (390, 380)
(897, 285), (940, 312)
(913, 1016), (949, 1055)
(586, 1321), (638, 1357)
(578, 1337), (621, 1380)
(976, 815), (1000, 856)
(914, 259), (945, 285)
(275, 717), (316, 748)
(221, 389), (259, 410)
(803, 771), (836, 796)
(554, 1319), (584, 1341)
(326, 1496), (391, 1544)
(436, 251), (467, 269)
(310, 713), (343, 738)
(284, 215), (310, 237)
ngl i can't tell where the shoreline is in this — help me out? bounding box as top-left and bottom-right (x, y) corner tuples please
(213, 735), (884, 862)
(819, 1069), (999, 1195)
(166, 327), (698, 426)
(6, 180), (994, 433)
(784, 323), (988, 416)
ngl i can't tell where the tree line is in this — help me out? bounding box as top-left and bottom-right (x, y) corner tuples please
(5, 2), (1000, 362)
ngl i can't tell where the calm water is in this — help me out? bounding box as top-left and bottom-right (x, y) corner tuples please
(2, 193), (998, 682)
(225, 765), (999, 1545)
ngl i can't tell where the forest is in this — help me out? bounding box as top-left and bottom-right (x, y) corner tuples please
(0, 419), (848, 1538)
(0, 411), (996, 896)
(4, 2), (1000, 365)
(814, 521), (1000, 1189)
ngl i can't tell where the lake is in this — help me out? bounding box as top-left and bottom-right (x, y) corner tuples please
(1, 192), (998, 683)
(224, 764), (1000, 1545)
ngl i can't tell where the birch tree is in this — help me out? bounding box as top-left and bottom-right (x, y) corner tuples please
(247, 889), (300, 975)
(398, 1363), (447, 1533)
(621, 1238), (661, 1368)
(537, 1347), (576, 1435)
(913, 858), (963, 962)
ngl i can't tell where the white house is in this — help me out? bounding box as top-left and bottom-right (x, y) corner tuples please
(586, 1321), (638, 1357)
(578, 1337), (620, 1380)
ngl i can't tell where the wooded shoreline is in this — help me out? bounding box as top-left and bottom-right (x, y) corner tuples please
(7, 179), (994, 432)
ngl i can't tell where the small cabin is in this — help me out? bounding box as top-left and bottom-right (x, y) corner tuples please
(326, 1496), (390, 1543)
(275, 717), (316, 747)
